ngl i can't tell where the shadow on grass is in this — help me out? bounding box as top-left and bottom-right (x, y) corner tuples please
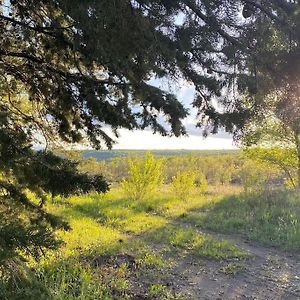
(181, 190), (300, 252)
(63, 191), (247, 262)
(32, 188), (300, 299)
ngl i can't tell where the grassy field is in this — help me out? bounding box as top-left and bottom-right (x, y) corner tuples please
(4, 184), (300, 299)
(4, 185), (245, 299)
(185, 190), (300, 251)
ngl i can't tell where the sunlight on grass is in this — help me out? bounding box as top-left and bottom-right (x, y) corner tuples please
(185, 191), (300, 251)
(120, 213), (168, 234)
(146, 225), (247, 261)
(102, 186), (226, 220)
(58, 218), (125, 256)
(37, 257), (132, 300)
(66, 191), (169, 235)
(155, 193), (212, 219)
(39, 185), (251, 299)
(46, 201), (126, 256)
(46, 186), (248, 261)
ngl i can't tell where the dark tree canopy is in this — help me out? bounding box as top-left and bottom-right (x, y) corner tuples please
(2, 0), (299, 142)
(1, 0), (300, 264)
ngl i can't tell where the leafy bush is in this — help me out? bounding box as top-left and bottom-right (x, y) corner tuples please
(237, 160), (278, 193)
(244, 147), (296, 188)
(217, 165), (233, 185)
(196, 173), (208, 194)
(284, 177), (298, 190)
(171, 171), (196, 200)
(121, 153), (163, 201)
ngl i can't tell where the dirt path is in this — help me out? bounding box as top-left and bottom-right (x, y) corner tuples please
(162, 221), (300, 300)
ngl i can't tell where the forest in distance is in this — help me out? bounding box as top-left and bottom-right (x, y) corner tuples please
(81, 149), (240, 161)
(58, 147), (299, 192)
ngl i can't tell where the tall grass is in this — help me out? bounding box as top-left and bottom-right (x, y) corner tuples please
(185, 190), (300, 251)
(4, 184), (300, 299)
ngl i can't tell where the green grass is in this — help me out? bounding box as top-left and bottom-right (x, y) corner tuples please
(184, 190), (300, 251)
(52, 188), (244, 261)
(13, 184), (300, 299)
(146, 225), (246, 260)
(37, 257), (131, 300)
(14, 185), (244, 299)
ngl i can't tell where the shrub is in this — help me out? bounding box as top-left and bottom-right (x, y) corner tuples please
(237, 160), (274, 193)
(217, 165), (233, 185)
(284, 177), (298, 190)
(121, 152), (163, 201)
(171, 171), (196, 200)
(196, 173), (208, 194)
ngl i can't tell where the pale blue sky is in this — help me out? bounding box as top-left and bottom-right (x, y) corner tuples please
(114, 129), (236, 150)
(113, 79), (236, 150)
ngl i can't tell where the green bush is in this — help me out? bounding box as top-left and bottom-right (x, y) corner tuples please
(237, 160), (277, 193)
(171, 171), (196, 200)
(121, 152), (163, 201)
(196, 173), (208, 194)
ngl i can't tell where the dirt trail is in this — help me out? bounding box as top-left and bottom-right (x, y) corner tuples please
(163, 221), (300, 300)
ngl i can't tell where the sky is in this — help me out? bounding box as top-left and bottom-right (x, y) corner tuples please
(111, 7), (242, 150)
(113, 79), (237, 150)
(114, 129), (236, 150)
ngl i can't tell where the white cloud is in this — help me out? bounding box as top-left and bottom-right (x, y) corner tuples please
(114, 129), (237, 150)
